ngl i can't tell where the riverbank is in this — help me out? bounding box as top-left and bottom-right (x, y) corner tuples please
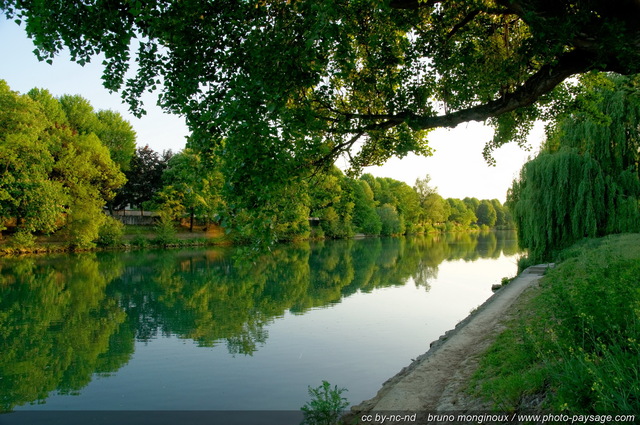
(345, 264), (550, 424)
(0, 225), (514, 256)
(346, 233), (640, 424)
(0, 224), (230, 255)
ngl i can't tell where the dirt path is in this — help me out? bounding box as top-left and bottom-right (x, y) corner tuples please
(347, 264), (552, 424)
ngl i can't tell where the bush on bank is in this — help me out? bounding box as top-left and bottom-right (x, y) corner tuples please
(471, 233), (640, 414)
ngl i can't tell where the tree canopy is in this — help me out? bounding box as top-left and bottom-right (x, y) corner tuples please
(111, 145), (172, 214)
(154, 148), (224, 231)
(0, 81), (128, 247)
(3, 0), (639, 167)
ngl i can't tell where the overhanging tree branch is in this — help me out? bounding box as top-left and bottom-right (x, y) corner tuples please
(407, 49), (596, 130)
(337, 48), (596, 136)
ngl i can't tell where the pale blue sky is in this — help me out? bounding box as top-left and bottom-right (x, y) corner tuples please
(0, 17), (542, 202)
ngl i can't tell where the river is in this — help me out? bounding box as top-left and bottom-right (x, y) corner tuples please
(0, 231), (519, 422)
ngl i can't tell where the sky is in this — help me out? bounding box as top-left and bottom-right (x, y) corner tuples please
(0, 17), (543, 202)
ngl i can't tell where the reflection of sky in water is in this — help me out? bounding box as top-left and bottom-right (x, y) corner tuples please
(17, 254), (517, 411)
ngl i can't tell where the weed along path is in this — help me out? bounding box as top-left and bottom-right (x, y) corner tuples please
(348, 265), (553, 424)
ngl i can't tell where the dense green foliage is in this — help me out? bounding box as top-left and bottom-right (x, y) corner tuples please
(96, 216), (125, 247)
(142, 145), (513, 244)
(4, 0), (638, 157)
(0, 81), (512, 250)
(308, 168), (355, 240)
(0, 80), (128, 248)
(508, 74), (640, 261)
(446, 198), (476, 228)
(471, 234), (640, 414)
(4, 0), (639, 243)
(476, 200), (497, 227)
(57, 94), (137, 172)
(349, 179), (382, 236)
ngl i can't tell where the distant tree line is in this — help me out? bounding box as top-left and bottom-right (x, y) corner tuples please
(1, 80), (513, 249)
(115, 146), (514, 243)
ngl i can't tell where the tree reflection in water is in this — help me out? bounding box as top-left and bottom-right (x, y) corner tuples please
(0, 231), (518, 411)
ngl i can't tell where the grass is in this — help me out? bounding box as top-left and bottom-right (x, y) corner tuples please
(470, 233), (640, 414)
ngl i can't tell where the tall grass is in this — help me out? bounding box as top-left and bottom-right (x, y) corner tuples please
(471, 234), (640, 414)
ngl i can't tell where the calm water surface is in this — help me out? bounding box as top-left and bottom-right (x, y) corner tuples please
(1, 232), (519, 414)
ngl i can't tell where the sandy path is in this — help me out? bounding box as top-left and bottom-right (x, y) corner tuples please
(347, 264), (552, 424)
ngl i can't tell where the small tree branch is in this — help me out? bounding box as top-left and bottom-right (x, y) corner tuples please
(312, 131), (365, 167)
(446, 10), (480, 41)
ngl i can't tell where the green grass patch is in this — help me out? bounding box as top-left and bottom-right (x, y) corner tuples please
(470, 233), (640, 414)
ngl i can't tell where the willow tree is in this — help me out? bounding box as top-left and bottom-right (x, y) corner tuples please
(4, 0), (640, 242)
(508, 74), (640, 261)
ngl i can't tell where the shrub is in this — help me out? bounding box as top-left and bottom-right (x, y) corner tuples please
(424, 223), (439, 234)
(310, 226), (325, 240)
(500, 276), (513, 286)
(10, 230), (36, 250)
(130, 231), (149, 248)
(152, 211), (177, 246)
(97, 216), (124, 247)
(516, 255), (537, 272)
(62, 206), (109, 250)
(301, 381), (349, 425)
(444, 221), (455, 233)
